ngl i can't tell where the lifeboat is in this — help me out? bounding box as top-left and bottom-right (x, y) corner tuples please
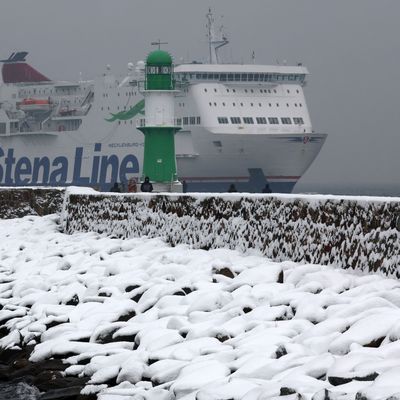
(19, 98), (51, 112)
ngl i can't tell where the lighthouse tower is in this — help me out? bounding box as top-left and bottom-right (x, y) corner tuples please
(137, 49), (182, 192)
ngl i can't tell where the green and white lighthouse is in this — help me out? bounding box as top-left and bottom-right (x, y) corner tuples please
(137, 48), (182, 192)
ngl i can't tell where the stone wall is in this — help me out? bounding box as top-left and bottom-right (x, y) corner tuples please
(62, 192), (400, 278)
(0, 188), (65, 219)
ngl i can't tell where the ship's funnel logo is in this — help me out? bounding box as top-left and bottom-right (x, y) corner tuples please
(105, 99), (145, 122)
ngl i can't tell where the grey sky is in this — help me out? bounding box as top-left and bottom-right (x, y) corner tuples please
(1, 0), (399, 194)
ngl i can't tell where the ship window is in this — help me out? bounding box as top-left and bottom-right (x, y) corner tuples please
(232, 103), (236, 106)
(226, 89), (230, 93)
(202, 74), (207, 79)
(227, 74), (233, 81)
(183, 117), (189, 125)
(208, 74), (213, 79)
(222, 102), (226, 106)
(251, 103), (254, 106)
(234, 74), (240, 81)
(241, 74), (248, 81)
(214, 102), (217, 106)
(260, 89), (263, 93)
(297, 89), (300, 94)
(190, 117), (196, 124)
(248, 74), (254, 81)
(300, 103), (303, 107)
(295, 103), (298, 107)
(259, 103), (262, 107)
(256, 117), (267, 124)
(287, 90), (290, 93)
(220, 74), (227, 81)
(245, 89), (248, 93)
(232, 89), (236, 93)
(254, 74), (259, 82)
(197, 116), (201, 124)
(276, 103), (279, 107)
(196, 74), (201, 79)
(274, 89), (277, 93)
(293, 117), (304, 125)
(287, 103), (290, 107)
(269, 103), (272, 107)
(243, 117), (254, 124)
(213, 141), (222, 147)
(268, 117), (279, 124)
(268, 90), (271, 93)
(209, 102), (212, 106)
(251, 89), (254, 93)
(214, 88), (217, 92)
(204, 88), (208, 92)
(230, 117), (241, 124)
(240, 103), (243, 106)
(217, 117), (229, 124)
(281, 117), (292, 124)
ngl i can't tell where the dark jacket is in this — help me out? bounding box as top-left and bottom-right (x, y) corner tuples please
(140, 178), (153, 192)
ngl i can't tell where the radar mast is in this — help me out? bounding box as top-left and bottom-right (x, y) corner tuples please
(206, 9), (229, 64)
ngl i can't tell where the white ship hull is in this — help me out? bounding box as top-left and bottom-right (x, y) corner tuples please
(0, 120), (325, 192)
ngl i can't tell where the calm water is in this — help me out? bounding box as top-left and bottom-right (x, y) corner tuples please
(0, 382), (40, 400)
(295, 183), (400, 197)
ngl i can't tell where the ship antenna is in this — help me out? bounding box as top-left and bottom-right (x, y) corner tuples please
(206, 8), (229, 64)
(151, 40), (168, 50)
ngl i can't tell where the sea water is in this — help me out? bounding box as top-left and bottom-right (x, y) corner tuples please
(0, 382), (40, 400)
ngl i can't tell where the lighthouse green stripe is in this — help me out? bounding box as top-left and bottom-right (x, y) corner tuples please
(138, 127), (179, 182)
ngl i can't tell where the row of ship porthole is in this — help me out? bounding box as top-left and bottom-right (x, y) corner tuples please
(204, 88), (301, 95)
(102, 92), (137, 98)
(116, 120), (135, 125)
(217, 116), (305, 125)
(207, 102), (304, 108)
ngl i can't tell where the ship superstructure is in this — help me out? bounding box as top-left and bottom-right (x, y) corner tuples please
(0, 11), (326, 192)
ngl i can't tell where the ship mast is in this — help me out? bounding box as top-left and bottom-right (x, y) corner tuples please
(206, 9), (229, 64)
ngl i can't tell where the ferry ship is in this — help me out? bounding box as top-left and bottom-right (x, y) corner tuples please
(0, 11), (326, 192)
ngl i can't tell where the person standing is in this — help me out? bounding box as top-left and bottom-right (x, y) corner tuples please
(262, 183), (272, 193)
(140, 177), (153, 192)
(110, 182), (120, 192)
(228, 183), (238, 192)
(128, 177), (138, 193)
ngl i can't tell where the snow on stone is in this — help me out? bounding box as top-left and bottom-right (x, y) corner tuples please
(1, 215), (400, 399)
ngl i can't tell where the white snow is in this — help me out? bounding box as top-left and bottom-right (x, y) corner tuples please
(1, 214), (400, 399)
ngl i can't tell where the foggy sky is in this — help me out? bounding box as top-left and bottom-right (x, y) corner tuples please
(1, 0), (399, 195)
